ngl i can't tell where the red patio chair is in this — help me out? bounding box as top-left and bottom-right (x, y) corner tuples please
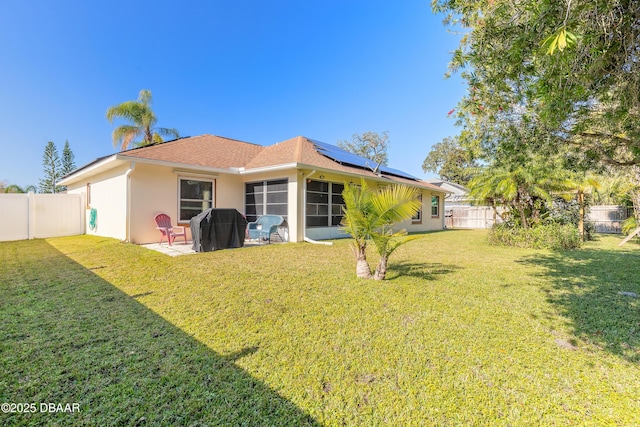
(154, 213), (187, 246)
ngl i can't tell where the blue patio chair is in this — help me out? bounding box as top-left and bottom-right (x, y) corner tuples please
(247, 215), (285, 244)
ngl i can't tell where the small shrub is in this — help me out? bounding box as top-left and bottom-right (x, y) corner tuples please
(488, 223), (581, 250)
(622, 216), (638, 236)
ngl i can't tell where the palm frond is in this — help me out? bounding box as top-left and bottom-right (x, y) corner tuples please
(370, 185), (421, 226)
(106, 89), (174, 151)
(372, 232), (422, 258)
(4, 184), (25, 193)
(112, 125), (142, 150)
(156, 127), (180, 140)
(340, 180), (375, 244)
(106, 101), (143, 124)
(138, 89), (152, 104)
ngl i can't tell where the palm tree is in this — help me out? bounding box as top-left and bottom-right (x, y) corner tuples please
(341, 180), (422, 280)
(568, 173), (601, 241)
(369, 185), (422, 280)
(4, 184), (37, 193)
(341, 181), (375, 279)
(106, 89), (179, 151)
(592, 173), (635, 205)
(468, 164), (565, 229)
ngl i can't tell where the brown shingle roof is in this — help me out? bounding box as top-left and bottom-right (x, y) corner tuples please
(244, 135), (391, 175)
(103, 134), (442, 191)
(241, 136), (302, 169)
(244, 136), (443, 191)
(121, 134), (264, 169)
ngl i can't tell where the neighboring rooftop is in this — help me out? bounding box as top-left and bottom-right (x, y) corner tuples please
(427, 179), (469, 196)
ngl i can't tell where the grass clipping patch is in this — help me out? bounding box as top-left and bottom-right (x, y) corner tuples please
(488, 223), (582, 250)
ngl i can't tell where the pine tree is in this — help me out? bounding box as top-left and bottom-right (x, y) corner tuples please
(40, 141), (63, 193)
(60, 140), (76, 191)
(61, 140), (76, 175)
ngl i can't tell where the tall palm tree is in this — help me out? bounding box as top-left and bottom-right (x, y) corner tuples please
(106, 89), (179, 151)
(341, 180), (422, 280)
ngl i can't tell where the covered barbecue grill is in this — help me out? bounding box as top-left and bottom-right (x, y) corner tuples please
(190, 208), (247, 252)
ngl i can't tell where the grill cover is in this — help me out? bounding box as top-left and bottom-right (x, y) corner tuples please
(190, 208), (247, 252)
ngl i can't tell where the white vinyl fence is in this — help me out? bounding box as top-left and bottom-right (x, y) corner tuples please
(0, 193), (85, 241)
(446, 204), (633, 234)
(587, 205), (634, 234)
(445, 206), (506, 229)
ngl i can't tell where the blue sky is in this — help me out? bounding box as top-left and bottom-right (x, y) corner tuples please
(0, 0), (466, 188)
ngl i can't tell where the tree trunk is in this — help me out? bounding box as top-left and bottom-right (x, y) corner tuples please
(491, 200), (507, 223)
(373, 255), (388, 280)
(352, 243), (372, 279)
(632, 166), (640, 228)
(518, 205), (528, 230)
(578, 190), (585, 241)
(492, 200), (497, 224)
(515, 191), (528, 229)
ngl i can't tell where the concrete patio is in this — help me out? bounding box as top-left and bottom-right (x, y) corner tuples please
(141, 239), (271, 256)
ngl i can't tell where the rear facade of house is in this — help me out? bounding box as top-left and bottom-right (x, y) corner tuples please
(60, 135), (447, 244)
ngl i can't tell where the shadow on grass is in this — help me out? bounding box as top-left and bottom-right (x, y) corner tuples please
(519, 246), (640, 363)
(0, 240), (319, 426)
(387, 261), (462, 281)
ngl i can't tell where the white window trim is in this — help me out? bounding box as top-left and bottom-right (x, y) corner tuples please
(412, 193), (423, 223)
(431, 195), (440, 218)
(177, 176), (215, 224)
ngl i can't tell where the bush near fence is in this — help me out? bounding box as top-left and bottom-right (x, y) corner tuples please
(488, 223), (582, 250)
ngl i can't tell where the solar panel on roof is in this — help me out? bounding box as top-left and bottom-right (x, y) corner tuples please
(310, 139), (419, 181)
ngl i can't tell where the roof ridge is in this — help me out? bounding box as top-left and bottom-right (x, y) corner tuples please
(120, 134), (264, 155)
(294, 136), (305, 163)
(205, 134), (264, 147)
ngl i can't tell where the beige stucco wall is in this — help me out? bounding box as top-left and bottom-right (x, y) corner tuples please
(128, 163), (246, 244)
(400, 189), (445, 232)
(66, 164), (130, 241)
(129, 163), (181, 244)
(128, 166), (300, 244)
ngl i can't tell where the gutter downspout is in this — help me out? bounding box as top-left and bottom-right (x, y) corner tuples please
(302, 169), (333, 246)
(125, 162), (136, 243)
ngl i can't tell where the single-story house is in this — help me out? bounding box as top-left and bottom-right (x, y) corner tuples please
(59, 134), (447, 244)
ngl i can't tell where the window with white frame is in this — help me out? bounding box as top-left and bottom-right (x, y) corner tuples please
(306, 180), (345, 227)
(431, 195), (440, 217)
(245, 179), (288, 223)
(179, 178), (214, 222)
(412, 194), (422, 223)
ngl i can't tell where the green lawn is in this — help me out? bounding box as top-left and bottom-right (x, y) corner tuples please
(1, 230), (639, 425)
